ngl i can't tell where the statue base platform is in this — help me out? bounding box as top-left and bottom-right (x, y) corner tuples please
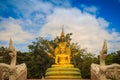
(52, 64), (74, 67)
(45, 64), (81, 79)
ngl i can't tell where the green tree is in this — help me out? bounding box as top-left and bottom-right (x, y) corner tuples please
(73, 48), (98, 79)
(0, 46), (10, 64)
(105, 50), (120, 65)
(28, 37), (54, 78)
(112, 51), (120, 64)
(105, 53), (113, 65)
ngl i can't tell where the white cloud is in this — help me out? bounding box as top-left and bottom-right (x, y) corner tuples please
(10, 0), (53, 18)
(1, 0), (120, 53)
(81, 4), (99, 14)
(0, 0), (71, 51)
(50, 0), (71, 7)
(8, 0), (71, 24)
(39, 7), (120, 55)
(0, 17), (35, 43)
(97, 18), (109, 28)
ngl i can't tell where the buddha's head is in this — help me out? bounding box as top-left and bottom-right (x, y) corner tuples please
(60, 34), (65, 42)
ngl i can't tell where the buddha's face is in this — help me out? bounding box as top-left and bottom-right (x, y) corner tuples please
(60, 47), (65, 54)
(61, 36), (64, 41)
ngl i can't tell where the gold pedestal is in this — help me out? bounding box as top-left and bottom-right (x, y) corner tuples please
(45, 64), (81, 79)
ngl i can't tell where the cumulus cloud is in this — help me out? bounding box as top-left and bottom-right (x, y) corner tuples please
(0, 17), (35, 43)
(0, 0), (71, 51)
(81, 4), (99, 14)
(8, 0), (70, 19)
(39, 7), (120, 54)
(0, 0), (120, 53)
(9, 0), (53, 17)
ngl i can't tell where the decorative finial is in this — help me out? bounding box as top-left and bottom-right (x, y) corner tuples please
(9, 38), (15, 52)
(60, 25), (65, 38)
(102, 40), (107, 54)
(100, 40), (107, 66)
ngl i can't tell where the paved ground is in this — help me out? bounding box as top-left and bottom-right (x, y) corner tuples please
(27, 79), (90, 80)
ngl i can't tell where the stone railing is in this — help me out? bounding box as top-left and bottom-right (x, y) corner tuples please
(0, 70), (3, 80)
(91, 63), (120, 80)
(0, 63), (27, 80)
(91, 63), (100, 80)
(106, 63), (120, 79)
(16, 63), (27, 80)
(91, 40), (120, 80)
(0, 39), (27, 80)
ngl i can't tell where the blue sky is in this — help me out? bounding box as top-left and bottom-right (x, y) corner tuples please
(0, 0), (120, 55)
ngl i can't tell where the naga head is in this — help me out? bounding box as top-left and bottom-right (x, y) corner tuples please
(101, 40), (107, 59)
(8, 38), (16, 58)
(100, 40), (107, 66)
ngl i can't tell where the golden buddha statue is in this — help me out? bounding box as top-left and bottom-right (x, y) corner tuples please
(46, 26), (71, 64)
(45, 27), (81, 79)
(54, 27), (71, 64)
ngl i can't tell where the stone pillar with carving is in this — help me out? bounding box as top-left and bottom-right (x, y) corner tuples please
(0, 39), (27, 80)
(99, 40), (107, 80)
(8, 38), (17, 80)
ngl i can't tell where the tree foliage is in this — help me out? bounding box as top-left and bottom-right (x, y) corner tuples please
(0, 46), (10, 64)
(105, 50), (120, 65)
(72, 49), (98, 78)
(27, 37), (54, 78)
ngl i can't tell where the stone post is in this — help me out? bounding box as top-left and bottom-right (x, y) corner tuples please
(8, 38), (17, 80)
(99, 40), (107, 80)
